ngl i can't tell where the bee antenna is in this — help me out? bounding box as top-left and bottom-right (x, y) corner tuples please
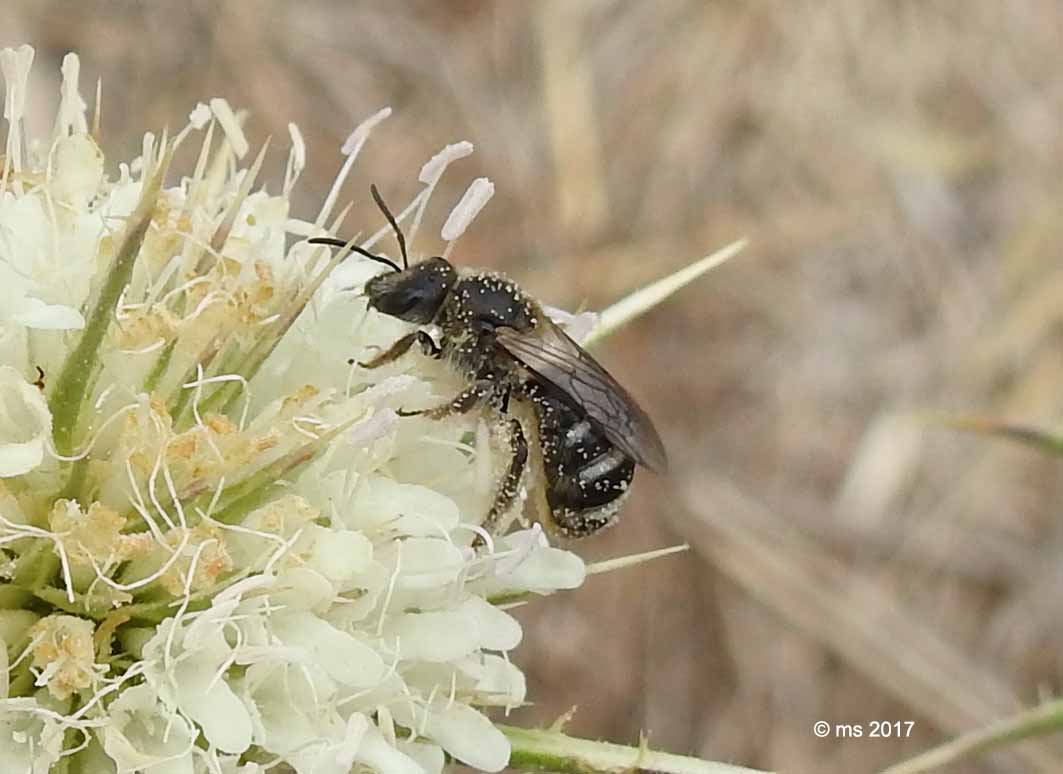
(306, 237), (402, 273)
(369, 183), (409, 270)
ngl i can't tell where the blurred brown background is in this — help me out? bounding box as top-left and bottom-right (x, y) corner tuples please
(8, 2), (1063, 772)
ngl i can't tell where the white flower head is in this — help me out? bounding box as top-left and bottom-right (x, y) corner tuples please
(0, 365), (52, 476)
(0, 41), (742, 774)
(0, 45), (588, 774)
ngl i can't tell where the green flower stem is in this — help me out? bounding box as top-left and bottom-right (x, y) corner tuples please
(118, 594), (212, 625)
(487, 590), (533, 606)
(50, 147), (171, 462)
(24, 584), (100, 617)
(582, 239), (746, 349)
(141, 338), (177, 394)
(501, 725), (771, 774)
(8, 662), (34, 698)
(937, 414), (1063, 457)
(878, 699), (1063, 774)
(0, 578), (34, 609)
(488, 545), (690, 606)
(0, 608), (37, 659)
(28, 578), (216, 624)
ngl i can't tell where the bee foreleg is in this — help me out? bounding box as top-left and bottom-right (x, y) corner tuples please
(399, 379), (498, 419)
(478, 418), (528, 540)
(359, 331), (439, 368)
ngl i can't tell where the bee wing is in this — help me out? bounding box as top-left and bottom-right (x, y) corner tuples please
(497, 322), (668, 473)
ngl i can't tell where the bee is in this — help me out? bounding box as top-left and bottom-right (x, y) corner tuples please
(309, 186), (666, 538)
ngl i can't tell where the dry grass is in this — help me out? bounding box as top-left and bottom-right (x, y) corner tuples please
(7, 2), (1063, 771)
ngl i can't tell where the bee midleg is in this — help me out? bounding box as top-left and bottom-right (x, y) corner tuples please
(402, 378), (499, 420)
(359, 330), (440, 368)
(478, 418), (528, 540)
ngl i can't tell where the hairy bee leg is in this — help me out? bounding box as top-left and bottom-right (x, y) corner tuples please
(399, 379), (497, 419)
(359, 331), (439, 368)
(358, 333), (417, 368)
(477, 418), (528, 543)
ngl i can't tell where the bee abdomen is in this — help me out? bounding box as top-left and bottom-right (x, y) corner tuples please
(534, 390), (636, 537)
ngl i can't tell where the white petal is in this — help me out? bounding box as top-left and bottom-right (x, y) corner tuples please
(376, 537), (466, 591)
(172, 658), (253, 754)
(494, 531), (586, 593)
(241, 663), (326, 754)
(102, 684), (195, 774)
(355, 722), (425, 774)
(308, 527), (373, 582)
(397, 741), (446, 774)
(0, 698), (62, 774)
(543, 305), (599, 343)
(459, 596), (522, 650)
(270, 611), (386, 688)
(382, 609), (479, 663)
(51, 133), (104, 206)
(0, 366), (52, 477)
(10, 296), (85, 329)
(271, 567), (335, 612)
(398, 702), (510, 773)
(350, 476), (461, 536)
(469, 654), (526, 706)
(331, 713), (369, 770)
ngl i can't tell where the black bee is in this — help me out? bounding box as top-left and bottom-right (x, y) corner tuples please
(309, 186), (666, 538)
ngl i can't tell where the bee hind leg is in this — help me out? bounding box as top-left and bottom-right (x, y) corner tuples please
(476, 418), (528, 543)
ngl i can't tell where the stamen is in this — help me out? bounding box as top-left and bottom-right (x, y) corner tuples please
(284, 122), (305, 195)
(375, 540), (402, 637)
(181, 372), (252, 431)
(189, 364), (225, 463)
(203, 476), (226, 518)
(317, 107), (391, 228)
(46, 402), (140, 461)
(0, 514), (76, 604)
(126, 457), (168, 546)
(441, 176), (494, 259)
(84, 529), (191, 593)
(209, 98), (249, 159)
(263, 527), (304, 573)
(147, 428), (178, 532)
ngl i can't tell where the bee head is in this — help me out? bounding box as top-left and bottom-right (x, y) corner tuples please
(308, 185), (461, 323)
(364, 257), (456, 324)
